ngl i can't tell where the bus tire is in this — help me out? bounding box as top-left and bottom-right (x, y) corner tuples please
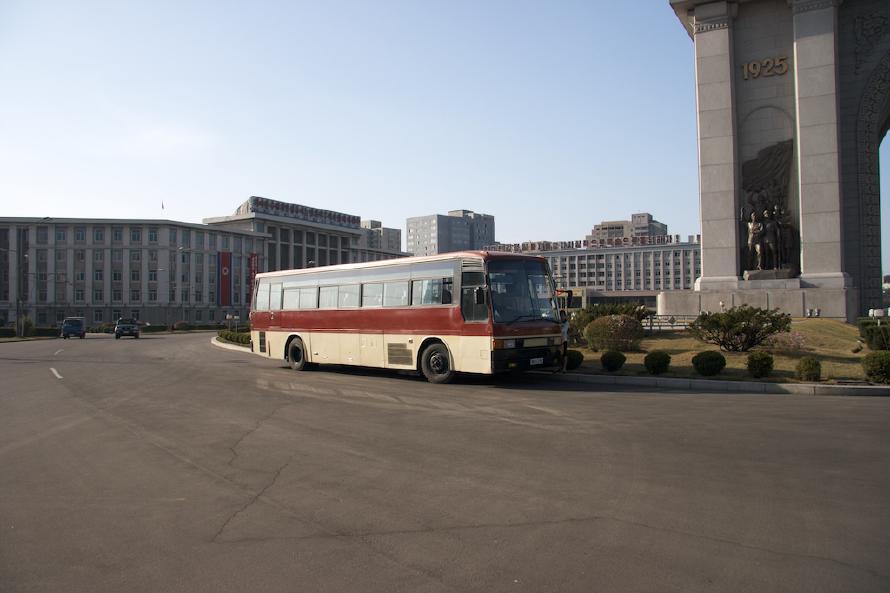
(421, 343), (454, 384)
(288, 338), (308, 371)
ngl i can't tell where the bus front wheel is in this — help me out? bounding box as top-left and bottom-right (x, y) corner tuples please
(421, 343), (454, 384)
(288, 338), (308, 371)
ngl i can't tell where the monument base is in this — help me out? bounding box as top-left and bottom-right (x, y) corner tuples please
(743, 269), (796, 281)
(657, 284), (859, 322)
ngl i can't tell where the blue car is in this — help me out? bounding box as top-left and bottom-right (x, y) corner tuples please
(61, 317), (86, 339)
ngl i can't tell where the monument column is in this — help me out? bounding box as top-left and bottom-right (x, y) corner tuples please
(692, 1), (741, 289)
(791, 0), (850, 288)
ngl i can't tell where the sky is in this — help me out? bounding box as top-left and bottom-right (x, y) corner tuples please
(0, 0), (887, 265)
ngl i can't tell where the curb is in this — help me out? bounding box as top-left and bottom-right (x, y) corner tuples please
(204, 337), (889, 396)
(550, 371), (890, 396)
(210, 337), (251, 353)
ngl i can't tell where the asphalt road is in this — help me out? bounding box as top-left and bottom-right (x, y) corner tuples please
(1, 333), (888, 593)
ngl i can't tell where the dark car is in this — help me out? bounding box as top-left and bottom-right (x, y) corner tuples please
(61, 317), (86, 339)
(114, 318), (140, 339)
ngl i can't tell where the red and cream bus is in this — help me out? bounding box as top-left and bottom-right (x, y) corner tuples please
(248, 251), (566, 383)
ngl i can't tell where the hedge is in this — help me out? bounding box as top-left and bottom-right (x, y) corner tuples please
(862, 351), (890, 384)
(218, 330), (251, 345)
(796, 357), (822, 381)
(863, 325), (890, 350)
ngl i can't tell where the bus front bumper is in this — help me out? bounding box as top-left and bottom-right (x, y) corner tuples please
(492, 346), (563, 373)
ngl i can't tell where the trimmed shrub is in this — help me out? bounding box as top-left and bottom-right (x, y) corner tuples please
(584, 315), (644, 352)
(141, 324), (168, 333)
(689, 305), (791, 352)
(600, 350), (626, 372)
(31, 327), (60, 337)
(569, 303), (651, 346)
(747, 351), (774, 379)
(0, 327), (15, 338)
(796, 357), (822, 381)
(858, 318), (879, 339)
(565, 350), (584, 371)
(643, 351), (671, 375)
(862, 351), (890, 383)
(692, 351), (726, 376)
(218, 329), (251, 345)
(863, 325), (890, 350)
(21, 316), (34, 337)
(173, 321), (192, 331)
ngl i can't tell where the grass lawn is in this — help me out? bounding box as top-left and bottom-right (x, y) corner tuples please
(573, 318), (867, 382)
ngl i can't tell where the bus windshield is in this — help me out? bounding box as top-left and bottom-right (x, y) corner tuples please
(488, 259), (560, 324)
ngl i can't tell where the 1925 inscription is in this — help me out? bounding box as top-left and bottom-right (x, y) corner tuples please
(741, 56), (789, 80)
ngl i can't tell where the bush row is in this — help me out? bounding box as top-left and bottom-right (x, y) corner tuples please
(218, 330), (251, 345)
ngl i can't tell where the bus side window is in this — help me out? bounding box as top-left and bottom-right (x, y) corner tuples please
(255, 282), (271, 312)
(270, 283), (283, 311)
(461, 272), (488, 322)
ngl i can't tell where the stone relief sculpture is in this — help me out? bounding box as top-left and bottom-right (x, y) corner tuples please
(738, 139), (798, 278)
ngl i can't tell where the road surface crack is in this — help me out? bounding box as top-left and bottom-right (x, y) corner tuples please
(212, 461), (289, 543)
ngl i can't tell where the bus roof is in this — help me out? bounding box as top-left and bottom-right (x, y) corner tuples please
(254, 251), (547, 280)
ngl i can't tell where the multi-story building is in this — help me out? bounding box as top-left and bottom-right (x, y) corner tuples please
(586, 212), (668, 243)
(406, 209), (495, 256)
(485, 238), (702, 308)
(204, 196), (406, 269)
(0, 218), (267, 328)
(357, 220), (406, 262)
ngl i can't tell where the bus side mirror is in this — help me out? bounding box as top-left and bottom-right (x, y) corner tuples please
(474, 286), (486, 305)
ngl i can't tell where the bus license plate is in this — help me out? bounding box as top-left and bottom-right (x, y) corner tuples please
(530, 357), (544, 366)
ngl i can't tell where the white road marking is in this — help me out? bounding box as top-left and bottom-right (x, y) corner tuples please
(50, 368), (63, 380)
(54, 349), (64, 356)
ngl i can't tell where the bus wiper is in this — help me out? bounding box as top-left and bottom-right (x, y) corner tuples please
(505, 314), (559, 324)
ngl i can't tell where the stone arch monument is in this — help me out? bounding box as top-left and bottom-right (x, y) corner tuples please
(660, 0), (890, 321)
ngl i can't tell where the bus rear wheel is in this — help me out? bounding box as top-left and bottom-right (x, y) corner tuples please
(288, 338), (308, 371)
(421, 343), (454, 384)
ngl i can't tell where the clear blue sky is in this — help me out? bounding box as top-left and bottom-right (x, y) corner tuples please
(0, 0), (887, 266)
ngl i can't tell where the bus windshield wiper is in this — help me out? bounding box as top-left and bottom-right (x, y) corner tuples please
(504, 314), (559, 324)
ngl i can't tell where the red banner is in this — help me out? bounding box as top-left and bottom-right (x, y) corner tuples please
(218, 251), (232, 306)
(246, 252), (258, 305)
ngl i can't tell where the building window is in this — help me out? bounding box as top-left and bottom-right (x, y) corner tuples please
(94, 250), (103, 262)
(131, 251), (141, 262)
(113, 227), (123, 242)
(195, 289), (202, 303)
(149, 249), (157, 262)
(75, 227), (86, 242)
(37, 227), (48, 244)
(75, 289), (84, 302)
(112, 309), (121, 320)
(94, 228), (104, 243)
(130, 270), (140, 282)
(113, 289), (122, 301)
(56, 250), (65, 262)
(195, 310), (203, 322)
(169, 228), (177, 244)
(149, 289), (157, 302)
(131, 310), (139, 321)
(209, 233), (217, 248)
(148, 228), (158, 243)
(94, 310), (103, 323)
(196, 232), (204, 248)
(130, 289), (141, 302)
(94, 270), (103, 281)
(112, 249), (122, 262)
(131, 228), (142, 243)
(93, 288), (103, 301)
(148, 270), (157, 282)
(112, 270), (122, 282)
(56, 227), (67, 242)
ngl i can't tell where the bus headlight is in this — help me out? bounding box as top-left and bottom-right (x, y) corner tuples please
(493, 339), (516, 349)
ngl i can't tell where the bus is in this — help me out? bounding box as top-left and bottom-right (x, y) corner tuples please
(248, 251), (566, 383)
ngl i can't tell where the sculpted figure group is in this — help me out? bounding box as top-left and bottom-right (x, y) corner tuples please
(740, 185), (793, 271)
